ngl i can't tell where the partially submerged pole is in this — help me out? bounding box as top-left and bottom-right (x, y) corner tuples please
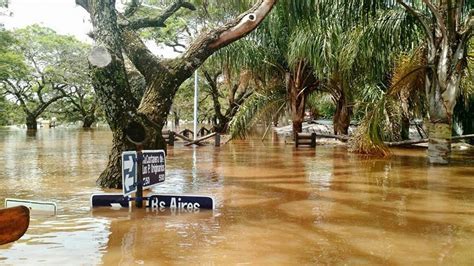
(193, 71), (199, 141)
(136, 148), (143, 208)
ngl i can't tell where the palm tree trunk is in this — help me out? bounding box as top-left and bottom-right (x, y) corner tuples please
(289, 83), (306, 138)
(333, 92), (352, 135)
(427, 122), (452, 164)
(425, 43), (463, 164)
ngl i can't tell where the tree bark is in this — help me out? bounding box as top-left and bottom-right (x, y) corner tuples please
(427, 122), (452, 164)
(425, 35), (464, 164)
(26, 115), (37, 130)
(82, 114), (95, 128)
(287, 61), (318, 139)
(333, 91), (352, 136)
(289, 83), (305, 138)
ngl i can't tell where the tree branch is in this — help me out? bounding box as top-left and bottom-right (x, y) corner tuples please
(33, 94), (66, 118)
(75, 0), (89, 12)
(180, 0), (277, 73)
(119, 28), (164, 82)
(117, 0), (195, 81)
(124, 0), (141, 17)
(124, 0), (196, 30)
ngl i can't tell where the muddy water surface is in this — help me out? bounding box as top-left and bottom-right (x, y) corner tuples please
(0, 127), (474, 265)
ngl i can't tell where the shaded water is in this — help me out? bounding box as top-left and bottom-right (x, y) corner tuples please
(1, 127), (474, 265)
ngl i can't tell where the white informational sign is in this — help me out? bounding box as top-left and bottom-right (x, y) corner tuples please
(5, 198), (57, 215)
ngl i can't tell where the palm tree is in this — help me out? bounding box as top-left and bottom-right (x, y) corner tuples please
(342, 0), (474, 163)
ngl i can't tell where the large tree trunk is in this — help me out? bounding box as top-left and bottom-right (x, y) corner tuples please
(98, 125), (165, 188)
(82, 114), (95, 128)
(425, 41), (464, 164)
(25, 115), (37, 130)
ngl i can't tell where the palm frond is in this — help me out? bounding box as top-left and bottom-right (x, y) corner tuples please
(349, 96), (393, 156)
(229, 88), (287, 139)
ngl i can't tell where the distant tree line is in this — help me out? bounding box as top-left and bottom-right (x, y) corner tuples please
(0, 25), (101, 128)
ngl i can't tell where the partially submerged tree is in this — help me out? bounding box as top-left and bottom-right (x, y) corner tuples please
(76, 0), (277, 187)
(345, 0), (473, 163)
(0, 26), (87, 130)
(394, 0), (474, 164)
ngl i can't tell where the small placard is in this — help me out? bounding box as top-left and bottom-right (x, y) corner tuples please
(142, 150), (166, 188)
(5, 198), (57, 215)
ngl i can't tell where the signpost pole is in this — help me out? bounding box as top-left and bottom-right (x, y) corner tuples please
(135, 148), (144, 208)
(193, 71), (198, 141)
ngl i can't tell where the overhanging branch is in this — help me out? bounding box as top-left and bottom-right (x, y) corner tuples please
(125, 0), (196, 29)
(124, 0), (141, 17)
(75, 0), (89, 12)
(181, 0), (277, 72)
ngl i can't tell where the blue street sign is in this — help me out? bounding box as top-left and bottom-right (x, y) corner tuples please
(122, 151), (137, 196)
(91, 194), (130, 208)
(148, 194), (215, 210)
(142, 150), (166, 188)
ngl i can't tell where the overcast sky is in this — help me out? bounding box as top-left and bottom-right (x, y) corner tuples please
(1, 0), (176, 57)
(1, 0), (92, 42)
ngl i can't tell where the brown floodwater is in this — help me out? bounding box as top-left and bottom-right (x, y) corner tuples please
(0, 127), (474, 265)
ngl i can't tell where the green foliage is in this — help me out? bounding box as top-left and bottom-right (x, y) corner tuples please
(0, 29), (28, 80)
(0, 25), (94, 126)
(306, 93), (335, 119)
(229, 88), (287, 139)
(349, 95), (393, 156)
(137, 0), (258, 54)
(0, 96), (24, 126)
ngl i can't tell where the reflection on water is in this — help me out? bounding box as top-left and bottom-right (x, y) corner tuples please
(1, 127), (474, 264)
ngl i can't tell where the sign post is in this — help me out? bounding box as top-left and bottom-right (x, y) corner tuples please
(135, 150), (144, 208)
(124, 121), (147, 208)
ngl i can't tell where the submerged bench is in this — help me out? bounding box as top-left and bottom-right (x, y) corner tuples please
(295, 133), (316, 148)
